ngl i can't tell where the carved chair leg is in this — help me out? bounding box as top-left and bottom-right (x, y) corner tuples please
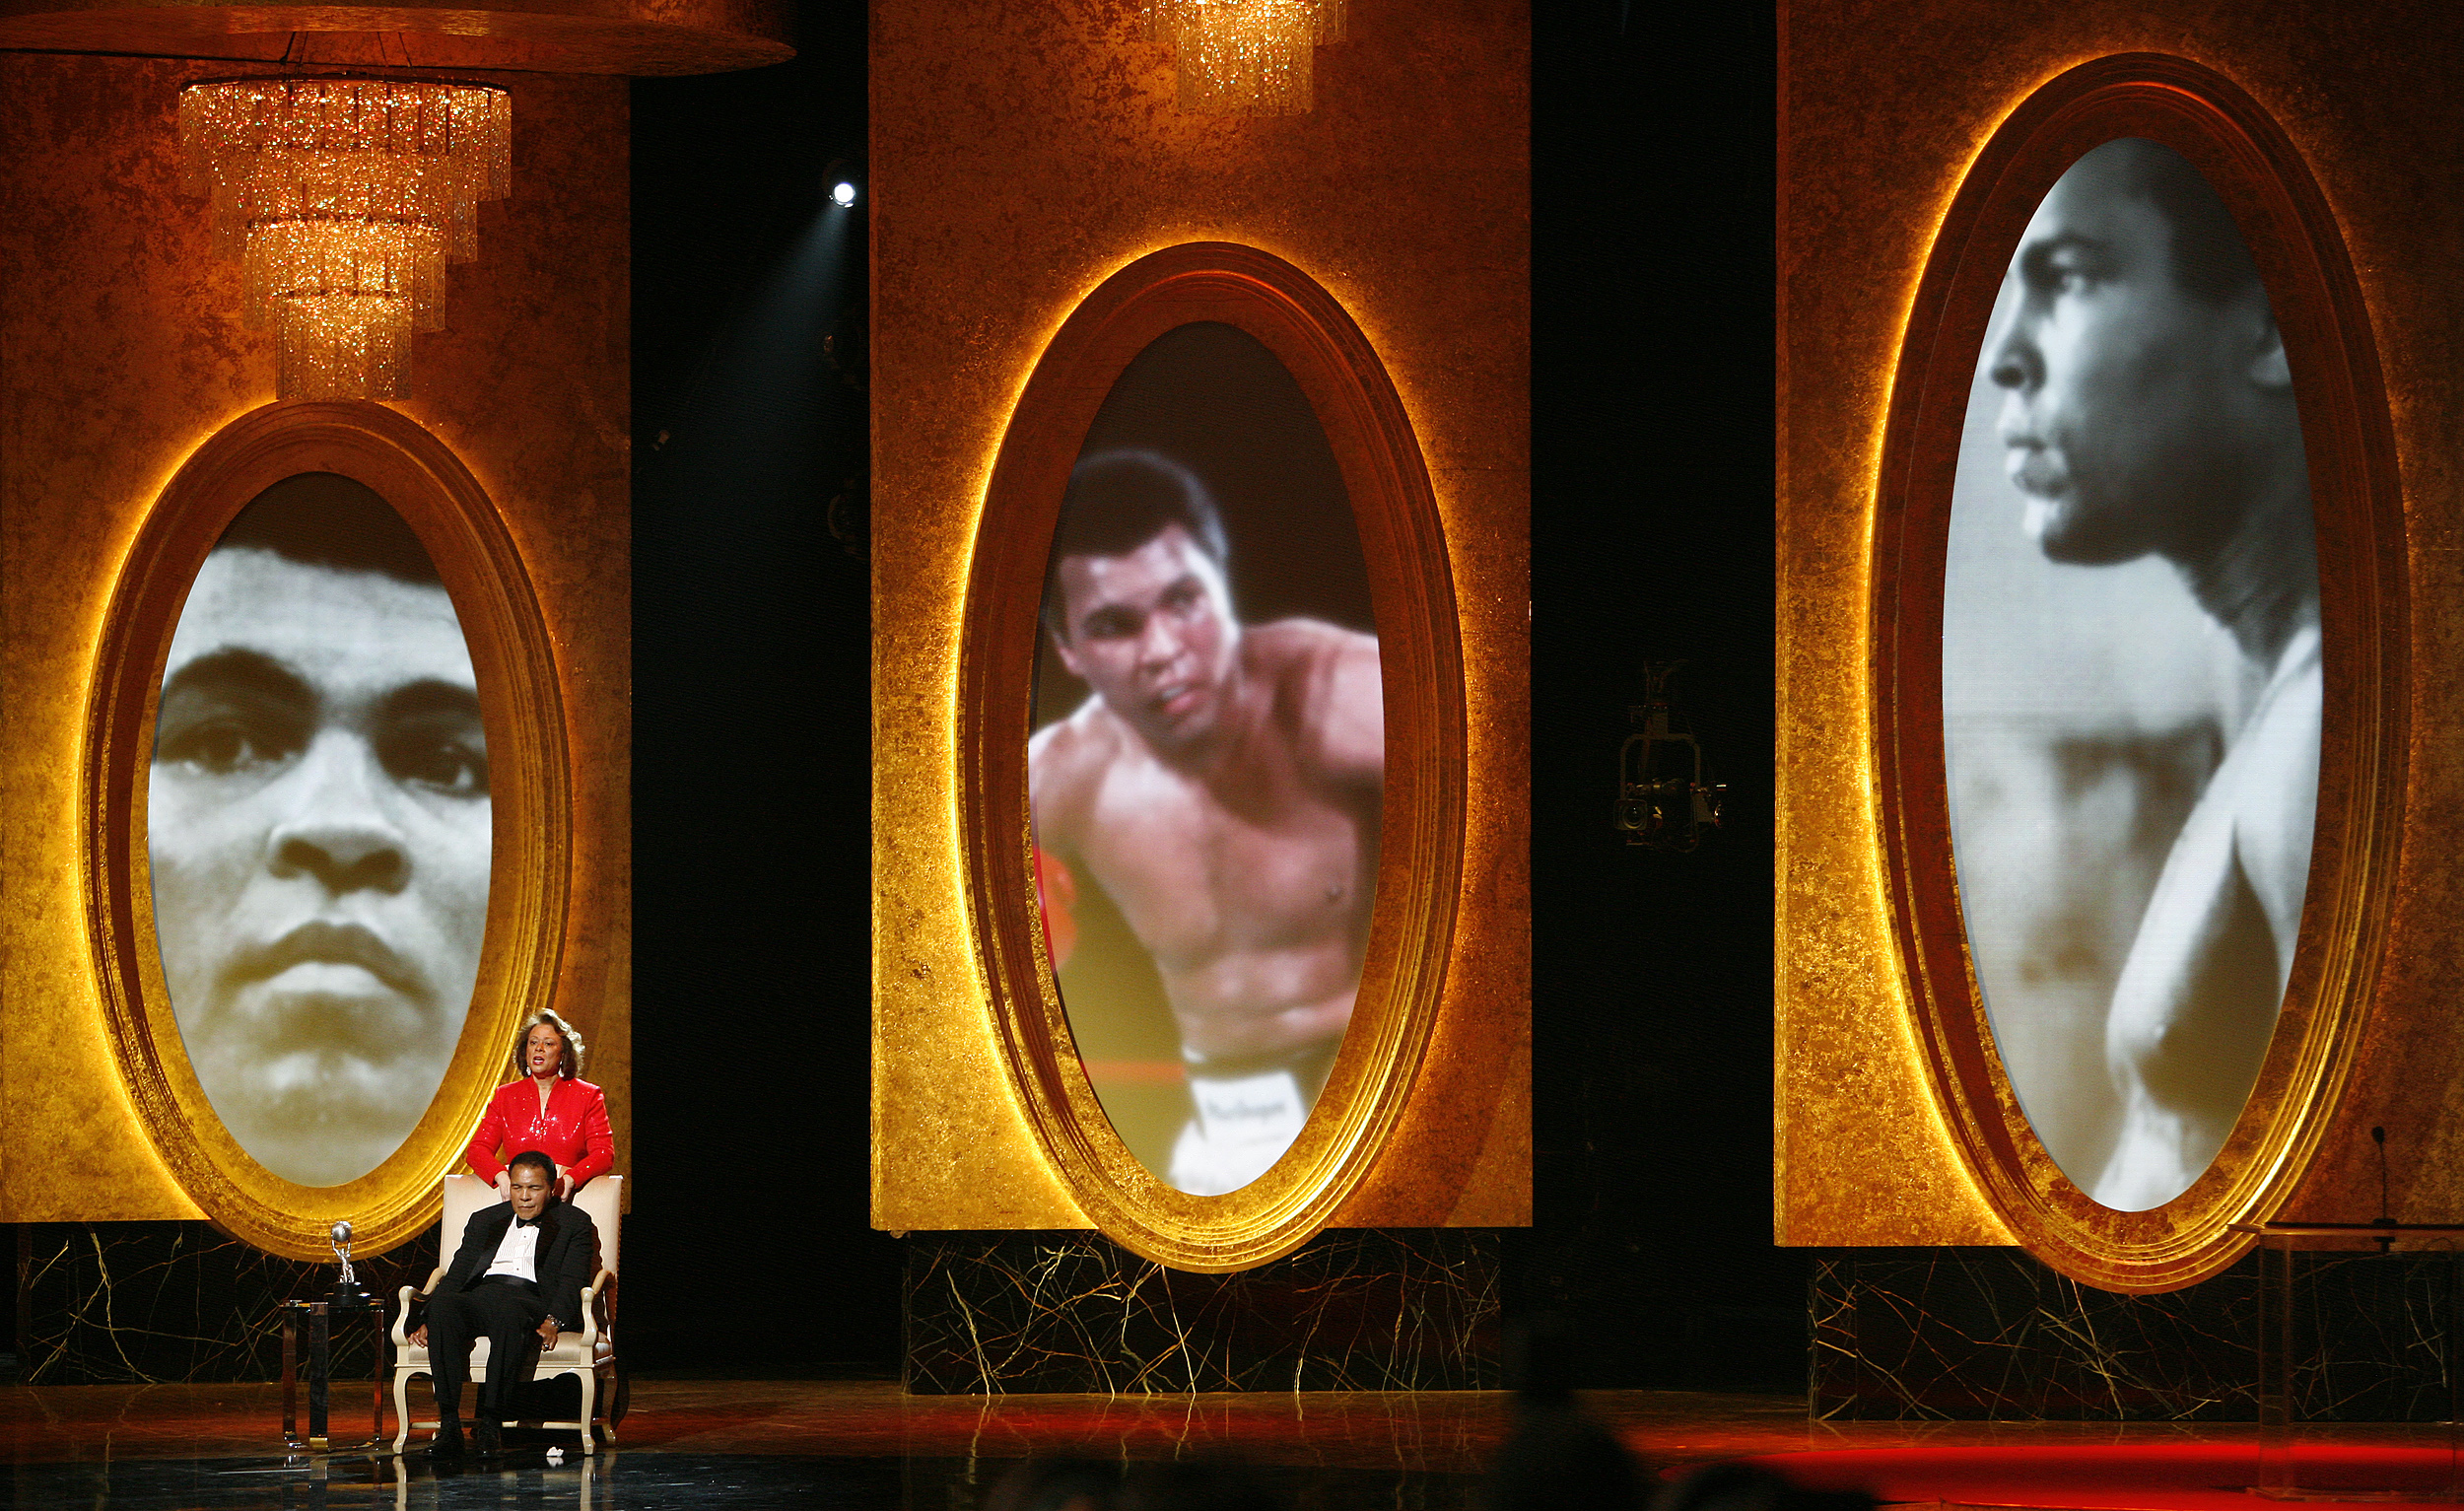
(392, 1370), (416, 1454)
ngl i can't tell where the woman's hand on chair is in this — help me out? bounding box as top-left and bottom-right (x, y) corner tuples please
(493, 1172), (513, 1202)
(408, 1325), (429, 1347)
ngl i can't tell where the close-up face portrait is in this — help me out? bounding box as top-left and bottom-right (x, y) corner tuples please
(149, 473), (489, 1188)
(1051, 521), (1242, 754)
(1986, 136), (2286, 567)
(521, 1019), (571, 1078)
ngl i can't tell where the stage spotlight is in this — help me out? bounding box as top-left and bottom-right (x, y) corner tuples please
(832, 179), (858, 207)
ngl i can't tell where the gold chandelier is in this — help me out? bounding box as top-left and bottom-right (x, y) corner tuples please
(1141, 0), (1346, 115)
(179, 78), (512, 400)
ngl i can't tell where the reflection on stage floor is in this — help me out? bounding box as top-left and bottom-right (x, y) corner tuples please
(1, 1378), (1796, 1508)
(1, 1375), (2362, 1510)
(7, 1449), (1508, 1510)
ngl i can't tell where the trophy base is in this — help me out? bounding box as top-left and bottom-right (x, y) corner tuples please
(327, 1282), (373, 1309)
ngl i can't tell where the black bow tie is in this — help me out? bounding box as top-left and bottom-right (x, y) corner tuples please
(514, 1216), (538, 1228)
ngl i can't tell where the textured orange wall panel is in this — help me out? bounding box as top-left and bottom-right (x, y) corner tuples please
(0, 54), (631, 1240)
(871, 0), (1530, 1241)
(1781, 2), (2464, 1277)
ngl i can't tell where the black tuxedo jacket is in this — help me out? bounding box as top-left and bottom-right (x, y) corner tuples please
(441, 1199), (597, 1334)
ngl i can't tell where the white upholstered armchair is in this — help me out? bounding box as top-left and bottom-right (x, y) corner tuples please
(390, 1172), (622, 1454)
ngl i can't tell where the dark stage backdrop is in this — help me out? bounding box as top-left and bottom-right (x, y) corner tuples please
(1520, 3), (1790, 1387)
(604, 0), (1783, 1387)
(625, 0), (894, 1374)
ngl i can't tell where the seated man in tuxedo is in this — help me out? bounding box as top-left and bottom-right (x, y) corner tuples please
(407, 1148), (596, 1456)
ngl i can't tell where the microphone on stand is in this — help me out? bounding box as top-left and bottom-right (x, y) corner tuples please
(2372, 1126), (2395, 1228)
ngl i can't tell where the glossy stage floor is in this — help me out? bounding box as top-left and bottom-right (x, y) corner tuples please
(0, 1378), (2446, 1509)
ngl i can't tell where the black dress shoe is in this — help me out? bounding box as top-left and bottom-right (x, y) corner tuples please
(472, 1418), (503, 1456)
(427, 1421), (464, 1458)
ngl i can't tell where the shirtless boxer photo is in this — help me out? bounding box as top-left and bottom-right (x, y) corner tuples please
(1030, 447), (1383, 1196)
(1943, 137), (2319, 1210)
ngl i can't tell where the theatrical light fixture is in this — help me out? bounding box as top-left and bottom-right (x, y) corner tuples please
(832, 179), (858, 207)
(179, 77), (513, 400)
(1614, 662), (1725, 852)
(1141, 0), (1345, 115)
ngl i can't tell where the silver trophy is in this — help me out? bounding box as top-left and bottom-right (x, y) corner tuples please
(328, 1220), (371, 1307)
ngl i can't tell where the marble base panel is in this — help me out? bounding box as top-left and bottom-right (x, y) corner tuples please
(1814, 1248), (2464, 1421)
(902, 1230), (1501, 1394)
(18, 1221), (439, 1385)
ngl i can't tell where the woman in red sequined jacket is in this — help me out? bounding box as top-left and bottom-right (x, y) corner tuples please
(464, 1009), (615, 1200)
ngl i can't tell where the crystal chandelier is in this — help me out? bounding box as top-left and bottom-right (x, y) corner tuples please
(1142, 0), (1345, 115)
(179, 78), (512, 400)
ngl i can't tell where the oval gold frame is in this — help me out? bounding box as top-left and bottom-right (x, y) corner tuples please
(85, 400), (571, 1262)
(959, 242), (1465, 1271)
(1874, 55), (2407, 1290)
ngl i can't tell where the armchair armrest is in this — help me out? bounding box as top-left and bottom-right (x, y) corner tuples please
(390, 1268), (446, 1346)
(575, 1269), (615, 1347)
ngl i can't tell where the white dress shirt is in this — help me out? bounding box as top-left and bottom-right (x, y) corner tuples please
(483, 1216), (543, 1283)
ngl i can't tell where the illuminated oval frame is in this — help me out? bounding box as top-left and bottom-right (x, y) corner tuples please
(85, 400), (570, 1262)
(960, 242), (1464, 1271)
(1875, 55), (2407, 1290)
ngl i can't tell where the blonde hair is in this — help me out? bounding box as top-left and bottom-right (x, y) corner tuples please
(509, 1010), (586, 1081)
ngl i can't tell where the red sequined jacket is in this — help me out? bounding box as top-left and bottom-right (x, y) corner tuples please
(463, 1075), (615, 1192)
